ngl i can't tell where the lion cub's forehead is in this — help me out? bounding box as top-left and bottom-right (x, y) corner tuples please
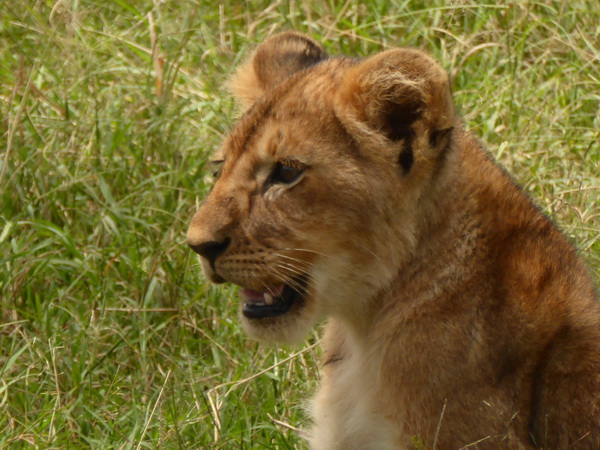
(220, 58), (353, 164)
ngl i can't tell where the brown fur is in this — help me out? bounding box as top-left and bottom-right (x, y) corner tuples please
(187, 32), (600, 448)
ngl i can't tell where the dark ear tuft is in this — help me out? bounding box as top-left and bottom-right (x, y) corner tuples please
(398, 128), (415, 173)
(388, 104), (419, 173)
(229, 32), (328, 111)
(382, 101), (421, 142)
(429, 127), (454, 152)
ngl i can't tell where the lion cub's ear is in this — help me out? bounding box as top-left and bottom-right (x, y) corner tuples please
(229, 32), (328, 111)
(335, 49), (454, 171)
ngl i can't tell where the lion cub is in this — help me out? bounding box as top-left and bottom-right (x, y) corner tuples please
(187, 32), (600, 448)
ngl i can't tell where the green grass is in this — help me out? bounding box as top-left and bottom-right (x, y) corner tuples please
(1, 0), (598, 447)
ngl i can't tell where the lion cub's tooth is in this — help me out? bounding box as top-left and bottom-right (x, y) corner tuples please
(264, 292), (274, 305)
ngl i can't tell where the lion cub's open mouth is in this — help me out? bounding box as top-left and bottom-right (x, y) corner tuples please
(241, 281), (305, 319)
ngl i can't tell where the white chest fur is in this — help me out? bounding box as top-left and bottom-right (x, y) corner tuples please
(308, 352), (406, 450)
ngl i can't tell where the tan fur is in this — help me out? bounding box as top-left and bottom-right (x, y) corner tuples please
(187, 32), (600, 448)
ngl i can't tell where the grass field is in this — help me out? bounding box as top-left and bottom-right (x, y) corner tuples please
(1, 0), (598, 448)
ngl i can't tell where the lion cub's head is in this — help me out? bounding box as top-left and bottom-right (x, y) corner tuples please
(188, 32), (454, 342)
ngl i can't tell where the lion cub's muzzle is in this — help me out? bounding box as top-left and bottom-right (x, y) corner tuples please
(187, 214), (309, 320)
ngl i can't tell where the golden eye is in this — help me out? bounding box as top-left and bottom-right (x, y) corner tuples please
(271, 160), (306, 185)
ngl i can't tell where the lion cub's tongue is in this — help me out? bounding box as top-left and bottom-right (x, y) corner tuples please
(241, 284), (285, 305)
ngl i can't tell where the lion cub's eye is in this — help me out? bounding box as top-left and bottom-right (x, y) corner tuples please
(271, 160), (306, 185)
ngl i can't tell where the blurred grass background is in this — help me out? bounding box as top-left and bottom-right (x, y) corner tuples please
(1, 0), (598, 448)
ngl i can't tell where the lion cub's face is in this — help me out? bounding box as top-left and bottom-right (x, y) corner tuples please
(188, 32), (454, 342)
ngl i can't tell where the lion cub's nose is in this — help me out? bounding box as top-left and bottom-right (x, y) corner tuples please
(188, 238), (231, 267)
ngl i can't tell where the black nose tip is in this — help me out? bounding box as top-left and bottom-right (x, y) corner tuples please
(188, 238), (231, 266)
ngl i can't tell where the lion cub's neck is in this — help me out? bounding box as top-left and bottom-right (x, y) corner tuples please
(339, 129), (480, 342)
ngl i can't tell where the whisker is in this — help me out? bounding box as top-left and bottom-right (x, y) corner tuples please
(273, 262), (311, 285)
(269, 265), (312, 295)
(278, 247), (334, 260)
(271, 264), (342, 306)
(363, 247), (387, 269)
(250, 262), (272, 291)
(271, 256), (312, 273)
(243, 261), (311, 298)
(272, 264), (328, 300)
(271, 252), (313, 265)
(271, 268), (309, 293)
